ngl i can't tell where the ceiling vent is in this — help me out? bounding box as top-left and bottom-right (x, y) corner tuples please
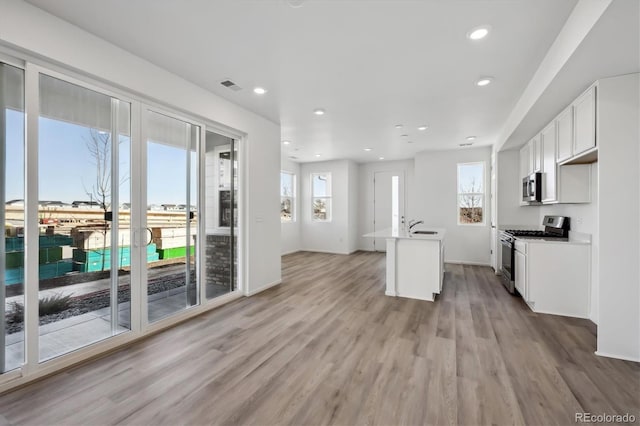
(289, 156), (299, 160)
(459, 143), (474, 147)
(220, 79), (242, 91)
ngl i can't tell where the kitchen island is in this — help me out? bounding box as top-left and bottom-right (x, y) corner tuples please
(364, 227), (445, 301)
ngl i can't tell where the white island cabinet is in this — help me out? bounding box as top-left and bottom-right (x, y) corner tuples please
(364, 228), (445, 302)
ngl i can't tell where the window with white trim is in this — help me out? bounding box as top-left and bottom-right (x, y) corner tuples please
(280, 171), (295, 222)
(457, 162), (485, 225)
(311, 172), (331, 222)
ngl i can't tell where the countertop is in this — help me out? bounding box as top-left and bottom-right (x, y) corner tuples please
(515, 235), (591, 245)
(363, 227), (445, 241)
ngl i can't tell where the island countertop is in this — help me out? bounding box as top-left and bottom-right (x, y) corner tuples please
(363, 227), (445, 241)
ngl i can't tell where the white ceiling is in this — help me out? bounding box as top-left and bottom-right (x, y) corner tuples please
(25, 0), (579, 162)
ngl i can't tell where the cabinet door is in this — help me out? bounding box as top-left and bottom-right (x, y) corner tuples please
(515, 250), (527, 300)
(574, 85), (597, 156)
(520, 143), (530, 178)
(531, 136), (541, 173)
(556, 106), (573, 163)
(541, 122), (557, 202)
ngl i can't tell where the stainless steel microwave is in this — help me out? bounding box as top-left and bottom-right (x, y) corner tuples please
(522, 172), (542, 202)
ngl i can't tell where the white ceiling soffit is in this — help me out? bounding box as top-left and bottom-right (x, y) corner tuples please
(25, 0), (579, 162)
(499, 0), (640, 151)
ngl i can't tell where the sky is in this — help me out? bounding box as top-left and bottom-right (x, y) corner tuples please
(5, 111), (197, 206)
(458, 162), (484, 193)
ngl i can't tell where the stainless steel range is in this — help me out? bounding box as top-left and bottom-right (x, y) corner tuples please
(499, 216), (570, 293)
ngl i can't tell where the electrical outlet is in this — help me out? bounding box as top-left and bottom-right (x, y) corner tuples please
(576, 217), (583, 225)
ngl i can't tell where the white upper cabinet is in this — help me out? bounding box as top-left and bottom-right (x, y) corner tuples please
(541, 121), (556, 202)
(531, 135), (541, 173)
(520, 142), (530, 178)
(556, 105), (573, 163)
(520, 136), (541, 179)
(573, 85), (597, 156)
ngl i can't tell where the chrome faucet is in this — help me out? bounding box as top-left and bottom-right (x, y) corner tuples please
(408, 220), (424, 231)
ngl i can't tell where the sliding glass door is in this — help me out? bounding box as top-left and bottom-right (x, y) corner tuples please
(0, 58), (243, 382)
(1, 63), (25, 373)
(145, 110), (200, 322)
(204, 130), (238, 299)
(37, 74), (131, 361)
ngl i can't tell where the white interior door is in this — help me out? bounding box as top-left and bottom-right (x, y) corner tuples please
(373, 171), (405, 252)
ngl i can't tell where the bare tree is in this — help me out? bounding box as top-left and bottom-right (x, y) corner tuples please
(83, 129), (128, 271)
(83, 129), (111, 271)
(459, 177), (483, 223)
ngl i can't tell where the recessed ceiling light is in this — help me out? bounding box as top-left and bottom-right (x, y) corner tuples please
(476, 77), (493, 87)
(467, 26), (491, 40)
(313, 108), (325, 116)
(282, 140), (291, 145)
(418, 125), (428, 131)
(379, 157), (385, 160)
(253, 87), (267, 95)
(286, 0), (305, 8)
(315, 154), (321, 158)
(364, 148), (372, 152)
(466, 136), (476, 141)
(395, 124), (403, 129)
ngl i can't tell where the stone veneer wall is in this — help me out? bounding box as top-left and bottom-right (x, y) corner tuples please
(205, 234), (237, 291)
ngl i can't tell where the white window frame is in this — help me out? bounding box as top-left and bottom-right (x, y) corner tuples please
(280, 170), (296, 223)
(457, 161), (486, 226)
(311, 172), (331, 222)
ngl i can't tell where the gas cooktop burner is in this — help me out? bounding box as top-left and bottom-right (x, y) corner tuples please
(504, 229), (567, 239)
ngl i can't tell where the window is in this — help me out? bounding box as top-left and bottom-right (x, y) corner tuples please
(457, 162), (485, 225)
(311, 173), (331, 222)
(280, 171), (295, 222)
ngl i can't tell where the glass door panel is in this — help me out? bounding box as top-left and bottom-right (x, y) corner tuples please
(204, 131), (237, 299)
(146, 110), (199, 322)
(38, 74), (131, 361)
(1, 63), (25, 373)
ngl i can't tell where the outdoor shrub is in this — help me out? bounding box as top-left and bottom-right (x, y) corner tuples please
(39, 293), (73, 316)
(7, 301), (24, 323)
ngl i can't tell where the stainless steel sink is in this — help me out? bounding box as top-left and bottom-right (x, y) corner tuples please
(412, 230), (438, 235)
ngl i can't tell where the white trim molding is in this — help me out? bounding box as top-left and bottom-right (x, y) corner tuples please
(245, 280), (281, 297)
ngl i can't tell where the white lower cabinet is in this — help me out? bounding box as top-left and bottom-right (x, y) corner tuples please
(514, 245), (527, 301)
(515, 239), (591, 319)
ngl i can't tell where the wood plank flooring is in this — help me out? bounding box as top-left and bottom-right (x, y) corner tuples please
(0, 251), (638, 425)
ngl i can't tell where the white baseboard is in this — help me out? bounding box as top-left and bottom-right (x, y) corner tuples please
(300, 249), (354, 255)
(595, 351), (640, 363)
(281, 249), (301, 256)
(397, 293), (435, 302)
(446, 260), (491, 266)
(245, 279), (282, 296)
(384, 290), (396, 297)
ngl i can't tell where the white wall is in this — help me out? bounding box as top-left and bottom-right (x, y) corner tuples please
(596, 73), (639, 361)
(496, 149), (541, 227)
(0, 0), (282, 294)
(414, 147), (492, 265)
(357, 159), (415, 251)
(347, 161), (359, 253)
(280, 157), (301, 255)
(300, 159), (357, 254)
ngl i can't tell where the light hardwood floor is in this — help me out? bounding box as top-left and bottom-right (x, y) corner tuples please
(0, 251), (638, 425)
